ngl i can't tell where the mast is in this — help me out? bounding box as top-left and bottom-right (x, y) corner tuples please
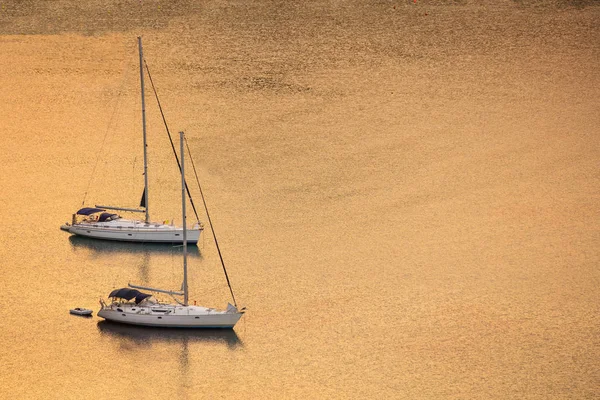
(138, 36), (150, 223)
(180, 131), (189, 306)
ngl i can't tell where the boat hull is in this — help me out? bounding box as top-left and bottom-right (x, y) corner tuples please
(61, 221), (201, 244)
(70, 308), (93, 316)
(97, 307), (243, 329)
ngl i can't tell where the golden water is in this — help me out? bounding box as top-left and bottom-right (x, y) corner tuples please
(0, 1), (598, 398)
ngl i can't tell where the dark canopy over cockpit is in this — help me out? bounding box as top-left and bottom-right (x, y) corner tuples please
(108, 288), (152, 304)
(76, 207), (105, 215)
(98, 212), (119, 222)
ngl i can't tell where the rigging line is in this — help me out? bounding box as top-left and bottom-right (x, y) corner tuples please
(184, 135), (238, 307)
(142, 58), (201, 224)
(81, 58), (131, 206)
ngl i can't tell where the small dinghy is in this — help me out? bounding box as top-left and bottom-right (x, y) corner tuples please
(70, 307), (93, 316)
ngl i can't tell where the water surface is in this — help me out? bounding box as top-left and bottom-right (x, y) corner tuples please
(0, 1), (598, 398)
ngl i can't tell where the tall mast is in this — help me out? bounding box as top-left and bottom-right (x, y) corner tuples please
(138, 36), (150, 223)
(180, 131), (188, 306)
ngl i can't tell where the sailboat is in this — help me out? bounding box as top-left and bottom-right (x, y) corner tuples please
(60, 37), (202, 244)
(97, 131), (244, 328)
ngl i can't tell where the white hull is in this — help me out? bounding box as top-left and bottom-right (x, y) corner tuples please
(61, 218), (201, 244)
(97, 303), (242, 328)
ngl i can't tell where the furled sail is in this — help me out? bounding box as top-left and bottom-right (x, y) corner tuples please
(139, 188), (146, 208)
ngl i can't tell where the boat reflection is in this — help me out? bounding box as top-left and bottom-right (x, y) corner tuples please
(96, 320), (243, 349)
(68, 235), (202, 258)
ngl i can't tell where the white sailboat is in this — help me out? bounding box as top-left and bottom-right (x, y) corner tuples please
(98, 131), (244, 329)
(61, 37), (202, 244)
